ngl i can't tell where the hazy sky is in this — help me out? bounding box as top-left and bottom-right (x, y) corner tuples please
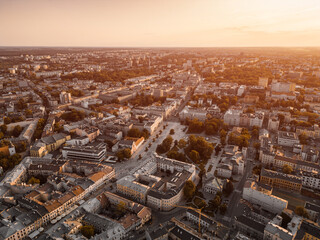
(1, 0), (320, 47)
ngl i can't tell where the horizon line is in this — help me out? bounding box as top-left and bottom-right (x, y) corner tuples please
(1, 45), (320, 49)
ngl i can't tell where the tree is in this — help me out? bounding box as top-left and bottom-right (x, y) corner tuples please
(224, 181), (234, 196)
(295, 206), (309, 218)
(299, 133), (308, 145)
(80, 225), (95, 239)
(116, 148), (131, 160)
(12, 125), (23, 137)
(189, 150), (200, 163)
(183, 180), (196, 200)
(252, 128), (259, 139)
(210, 195), (221, 210)
(4, 117), (11, 125)
(123, 148), (131, 158)
(170, 129), (175, 135)
(0, 124), (7, 134)
(178, 139), (187, 149)
(28, 177), (40, 185)
(253, 142), (261, 151)
(219, 203), (227, 215)
(127, 128), (141, 138)
(156, 136), (173, 154)
(215, 144), (222, 156)
(25, 109), (33, 116)
(117, 201), (126, 213)
(283, 164), (293, 174)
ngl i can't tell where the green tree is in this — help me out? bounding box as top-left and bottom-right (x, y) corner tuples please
(25, 109), (33, 116)
(295, 206), (309, 218)
(170, 129), (175, 135)
(0, 124), (7, 134)
(253, 142), (261, 151)
(12, 125), (23, 137)
(178, 139), (187, 149)
(219, 203), (227, 215)
(183, 180), (196, 200)
(117, 201), (127, 213)
(80, 225), (95, 239)
(28, 177), (40, 185)
(283, 164), (293, 174)
(4, 117), (11, 125)
(210, 195), (221, 210)
(189, 150), (200, 163)
(224, 181), (234, 196)
(127, 128), (141, 138)
(299, 133), (308, 145)
(123, 148), (131, 159)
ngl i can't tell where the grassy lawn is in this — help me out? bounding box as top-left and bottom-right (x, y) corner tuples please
(272, 189), (305, 210)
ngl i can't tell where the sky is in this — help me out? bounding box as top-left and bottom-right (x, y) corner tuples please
(1, 0), (320, 47)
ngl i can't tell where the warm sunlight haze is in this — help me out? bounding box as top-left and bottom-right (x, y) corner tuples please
(1, 0), (320, 47)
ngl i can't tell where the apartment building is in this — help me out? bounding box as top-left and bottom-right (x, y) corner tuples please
(243, 180), (288, 214)
(260, 168), (302, 192)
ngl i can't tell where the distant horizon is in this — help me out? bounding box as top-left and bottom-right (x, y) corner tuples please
(1, 46), (320, 49)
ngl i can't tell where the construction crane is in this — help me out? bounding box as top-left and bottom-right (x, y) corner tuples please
(174, 205), (204, 233)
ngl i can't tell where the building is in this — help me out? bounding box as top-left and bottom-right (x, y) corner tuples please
(59, 91), (72, 104)
(243, 180), (288, 214)
(203, 177), (226, 194)
(304, 202), (320, 223)
(217, 164), (232, 178)
(296, 124), (320, 139)
(277, 131), (299, 147)
(268, 117), (280, 132)
(224, 109), (242, 126)
(260, 168), (302, 192)
(235, 215), (265, 240)
(30, 133), (71, 158)
(271, 82), (296, 92)
(118, 136), (144, 154)
(62, 142), (106, 162)
(179, 106), (207, 121)
(186, 209), (214, 230)
(294, 219), (320, 240)
(117, 154), (196, 211)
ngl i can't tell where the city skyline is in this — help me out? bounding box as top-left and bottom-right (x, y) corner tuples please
(1, 0), (320, 47)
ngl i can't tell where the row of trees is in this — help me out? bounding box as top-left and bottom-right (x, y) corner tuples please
(156, 135), (173, 154)
(33, 118), (46, 140)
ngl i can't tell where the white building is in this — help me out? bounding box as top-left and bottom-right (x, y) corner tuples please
(271, 82), (295, 92)
(179, 106), (207, 121)
(224, 109), (242, 126)
(268, 117), (280, 132)
(243, 180), (288, 214)
(277, 131), (299, 147)
(60, 91), (72, 104)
